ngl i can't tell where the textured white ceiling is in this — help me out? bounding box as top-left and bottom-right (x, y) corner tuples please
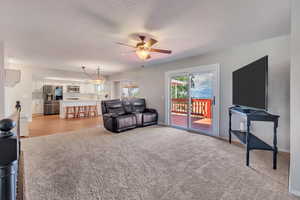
(0, 0), (290, 74)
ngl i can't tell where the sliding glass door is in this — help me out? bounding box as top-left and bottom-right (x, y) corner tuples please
(189, 72), (214, 133)
(168, 66), (218, 136)
(170, 75), (189, 129)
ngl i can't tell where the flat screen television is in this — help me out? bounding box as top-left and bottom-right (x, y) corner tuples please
(232, 56), (268, 110)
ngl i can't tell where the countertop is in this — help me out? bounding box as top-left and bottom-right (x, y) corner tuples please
(60, 99), (102, 103)
(59, 100), (103, 118)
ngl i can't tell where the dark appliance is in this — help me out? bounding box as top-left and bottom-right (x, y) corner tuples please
(67, 85), (80, 93)
(55, 86), (63, 100)
(43, 85), (63, 115)
(232, 56), (268, 110)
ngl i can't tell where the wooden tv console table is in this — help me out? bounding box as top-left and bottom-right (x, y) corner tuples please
(228, 106), (280, 169)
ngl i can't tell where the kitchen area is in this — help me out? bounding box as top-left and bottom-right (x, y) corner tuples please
(30, 77), (110, 137)
(41, 84), (103, 118)
(32, 79), (109, 118)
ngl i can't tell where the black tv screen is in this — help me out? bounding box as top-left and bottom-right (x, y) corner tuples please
(232, 56), (268, 110)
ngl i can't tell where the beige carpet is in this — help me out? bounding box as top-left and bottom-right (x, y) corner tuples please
(22, 126), (299, 200)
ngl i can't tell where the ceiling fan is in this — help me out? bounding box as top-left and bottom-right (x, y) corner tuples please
(117, 35), (172, 60)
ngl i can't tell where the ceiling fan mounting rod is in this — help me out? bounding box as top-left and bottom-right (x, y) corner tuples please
(139, 35), (146, 42)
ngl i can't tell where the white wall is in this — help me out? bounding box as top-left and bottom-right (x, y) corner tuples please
(5, 65), (33, 120)
(0, 42), (4, 116)
(109, 35), (290, 151)
(289, 0), (300, 196)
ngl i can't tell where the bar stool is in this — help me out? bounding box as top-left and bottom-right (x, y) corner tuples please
(65, 106), (77, 119)
(87, 105), (98, 117)
(77, 106), (88, 118)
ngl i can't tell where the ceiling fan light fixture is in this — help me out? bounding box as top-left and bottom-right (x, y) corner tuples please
(136, 49), (150, 60)
(117, 35), (171, 60)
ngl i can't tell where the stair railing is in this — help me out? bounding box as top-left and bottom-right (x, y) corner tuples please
(0, 101), (22, 200)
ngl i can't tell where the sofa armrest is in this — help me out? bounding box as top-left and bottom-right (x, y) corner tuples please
(102, 113), (119, 132)
(144, 108), (157, 113)
(103, 113), (119, 118)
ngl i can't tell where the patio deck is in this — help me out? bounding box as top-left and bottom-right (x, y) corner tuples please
(171, 113), (212, 132)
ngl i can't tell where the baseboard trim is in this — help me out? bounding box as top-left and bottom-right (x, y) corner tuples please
(158, 121), (167, 126)
(289, 188), (300, 197)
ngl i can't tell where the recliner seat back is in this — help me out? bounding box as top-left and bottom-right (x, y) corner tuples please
(102, 99), (126, 115)
(131, 98), (146, 113)
(122, 99), (134, 113)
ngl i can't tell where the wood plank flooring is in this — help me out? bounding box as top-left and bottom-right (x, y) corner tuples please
(28, 114), (103, 137)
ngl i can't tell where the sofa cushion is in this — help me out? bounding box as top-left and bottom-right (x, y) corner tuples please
(116, 114), (136, 129)
(132, 112), (143, 126)
(143, 112), (157, 124)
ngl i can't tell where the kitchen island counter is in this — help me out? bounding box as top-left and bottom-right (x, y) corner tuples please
(59, 100), (102, 118)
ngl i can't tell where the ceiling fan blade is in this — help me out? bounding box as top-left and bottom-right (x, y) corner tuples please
(145, 38), (158, 47)
(150, 48), (172, 54)
(116, 42), (136, 48)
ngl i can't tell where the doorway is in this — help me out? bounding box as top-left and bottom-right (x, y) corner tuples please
(165, 64), (220, 136)
(112, 81), (121, 99)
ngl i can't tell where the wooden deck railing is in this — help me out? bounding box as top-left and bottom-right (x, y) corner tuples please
(171, 98), (212, 118)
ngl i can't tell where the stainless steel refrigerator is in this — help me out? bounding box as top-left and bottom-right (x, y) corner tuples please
(43, 85), (63, 115)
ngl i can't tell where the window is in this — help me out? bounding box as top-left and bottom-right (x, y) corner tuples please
(121, 81), (139, 98)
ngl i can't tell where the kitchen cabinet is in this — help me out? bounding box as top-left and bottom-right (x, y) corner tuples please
(78, 83), (84, 93)
(87, 84), (95, 94)
(80, 83), (95, 94)
(32, 80), (44, 92)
